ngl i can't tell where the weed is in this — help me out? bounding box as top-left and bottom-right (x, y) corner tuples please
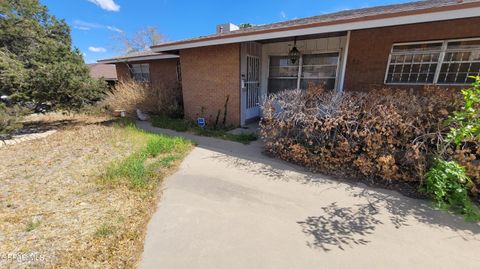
(25, 220), (41, 232)
(101, 123), (192, 189)
(94, 224), (114, 238)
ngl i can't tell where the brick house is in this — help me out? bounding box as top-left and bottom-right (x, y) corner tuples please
(99, 0), (480, 126)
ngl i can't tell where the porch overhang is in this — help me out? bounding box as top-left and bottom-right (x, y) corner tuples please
(151, 2), (480, 52)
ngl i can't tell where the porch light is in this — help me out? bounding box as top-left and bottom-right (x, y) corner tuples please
(289, 37), (300, 64)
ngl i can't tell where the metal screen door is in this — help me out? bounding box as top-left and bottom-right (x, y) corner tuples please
(245, 55), (260, 120)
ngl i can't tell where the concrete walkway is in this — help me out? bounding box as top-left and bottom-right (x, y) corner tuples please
(137, 121), (480, 269)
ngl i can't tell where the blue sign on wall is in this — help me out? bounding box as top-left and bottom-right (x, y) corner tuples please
(197, 118), (206, 128)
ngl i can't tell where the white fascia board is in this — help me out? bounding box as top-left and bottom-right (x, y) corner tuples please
(98, 54), (179, 64)
(152, 7), (480, 52)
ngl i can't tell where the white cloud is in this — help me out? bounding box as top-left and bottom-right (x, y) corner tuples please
(87, 0), (120, 12)
(74, 20), (102, 29)
(106, 26), (123, 33)
(88, 46), (107, 53)
(73, 20), (123, 33)
(280, 11), (286, 19)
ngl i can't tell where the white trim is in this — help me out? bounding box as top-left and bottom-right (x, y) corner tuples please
(392, 37), (480, 46)
(296, 55), (303, 90)
(152, 7), (480, 52)
(338, 30), (350, 92)
(98, 54), (179, 64)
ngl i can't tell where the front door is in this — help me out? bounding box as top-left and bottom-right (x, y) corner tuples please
(244, 55), (260, 121)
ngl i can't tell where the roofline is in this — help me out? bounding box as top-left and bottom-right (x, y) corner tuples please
(97, 53), (179, 64)
(151, 2), (480, 52)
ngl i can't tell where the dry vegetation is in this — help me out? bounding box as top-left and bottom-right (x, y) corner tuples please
(103, 80), (183, 118)
(0, 113), (192, 268)
(261, 86), (479, 192)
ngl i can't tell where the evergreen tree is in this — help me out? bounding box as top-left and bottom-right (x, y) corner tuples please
(0, 0), (105, 110)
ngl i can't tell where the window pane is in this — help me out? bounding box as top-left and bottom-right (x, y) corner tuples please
(130, 63), (150, 82)
(386, 43), (441, 84)
(392, 42), (443, 53)
(300, 79), (336, 90)
(302, 53), (339, 65)
(302, 65), (337, 78)
(441, 40), (480, 84)
(268, 78), (297, 94)
(269, 56), (298, 77)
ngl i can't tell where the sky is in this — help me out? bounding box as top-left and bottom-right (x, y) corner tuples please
(40, 0), (411, 63)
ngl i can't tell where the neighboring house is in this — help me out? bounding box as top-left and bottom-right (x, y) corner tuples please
(88, 63), (118, 87)
(100, 0), (480, 127)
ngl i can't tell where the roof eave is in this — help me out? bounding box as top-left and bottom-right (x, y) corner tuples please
(97, 54), (179, 64)
(151, 3), (480, 52)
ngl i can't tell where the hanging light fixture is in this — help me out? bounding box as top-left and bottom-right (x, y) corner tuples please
(289, 37), (300, 64)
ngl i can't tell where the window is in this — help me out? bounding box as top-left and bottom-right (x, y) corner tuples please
(301, 53), (339, 90)
(268, 56), (299, 94)
(268, 53), (340, 94)
(130, 63), (150, 82)
(438, 40), (480, 84)
(385, 38), (480, 85)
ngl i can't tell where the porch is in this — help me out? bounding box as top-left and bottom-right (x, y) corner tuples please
(239, 32), (350, 125)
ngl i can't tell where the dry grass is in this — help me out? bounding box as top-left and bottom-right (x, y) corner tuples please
(103, 80), (155, 117)
(0, 113), (192, 268)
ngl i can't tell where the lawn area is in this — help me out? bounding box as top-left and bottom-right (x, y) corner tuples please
(151, 115), (257, 144)
(0, 113), (192, 268)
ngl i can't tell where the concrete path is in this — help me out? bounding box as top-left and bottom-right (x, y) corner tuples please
(137, 121), (480, 269)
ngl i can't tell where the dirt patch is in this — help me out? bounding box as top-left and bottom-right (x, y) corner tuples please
(0, 114), (192, 268)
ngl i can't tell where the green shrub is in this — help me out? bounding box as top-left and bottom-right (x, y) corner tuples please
(447, 76), (480, 145)
(424, 159), (479, 221)
(422, 77), (480, 221)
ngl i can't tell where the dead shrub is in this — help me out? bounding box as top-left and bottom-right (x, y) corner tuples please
(260, 85), (476, 186)
(103, 80), (183, 117)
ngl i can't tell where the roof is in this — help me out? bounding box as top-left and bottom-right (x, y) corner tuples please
(152, 0), (480, 51)
(97, 50), (179, 64)
(88, 63), (117, 81)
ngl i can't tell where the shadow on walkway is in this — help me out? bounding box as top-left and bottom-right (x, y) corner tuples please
(137, 121), (480, 252)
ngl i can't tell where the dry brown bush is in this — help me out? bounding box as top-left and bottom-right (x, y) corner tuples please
(103, 80), (183, 117)
(260, 85), (480, 188)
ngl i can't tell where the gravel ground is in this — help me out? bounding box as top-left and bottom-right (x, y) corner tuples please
(0, 114), (189, 268)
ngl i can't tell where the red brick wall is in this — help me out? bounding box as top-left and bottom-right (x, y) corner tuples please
(115, 58), (179, 90)
(344, 17), (480, 90)
(180, 43), (241, 126)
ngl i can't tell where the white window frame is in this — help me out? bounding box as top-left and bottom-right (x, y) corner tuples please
(267, 50), (341, 92)
(384, 37), (480, 86)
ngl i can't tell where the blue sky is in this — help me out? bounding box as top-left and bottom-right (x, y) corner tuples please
(40, 0), (411, 63)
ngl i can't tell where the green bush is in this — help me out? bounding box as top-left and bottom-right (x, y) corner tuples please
(447, 76), (480, 145)
(422, 77), (480, 221)
(424, 159), (479, 221)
